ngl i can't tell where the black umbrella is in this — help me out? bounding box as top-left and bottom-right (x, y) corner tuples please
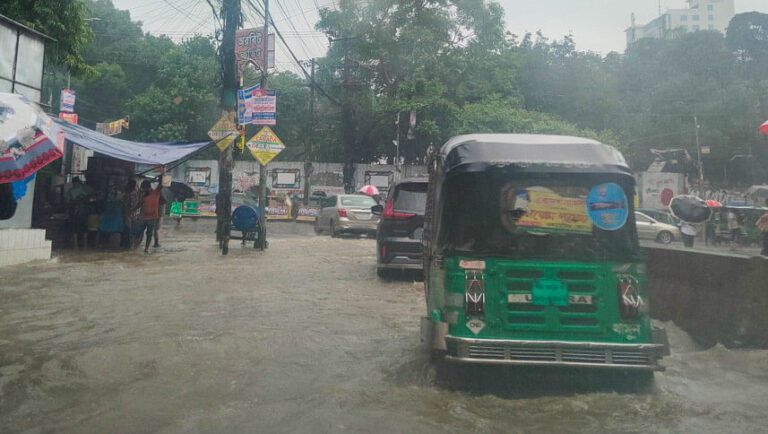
(669, 195), (711, 223)
(167, 181), (195, 202)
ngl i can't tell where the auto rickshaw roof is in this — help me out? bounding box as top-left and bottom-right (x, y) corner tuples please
(440, 134), (632, 176)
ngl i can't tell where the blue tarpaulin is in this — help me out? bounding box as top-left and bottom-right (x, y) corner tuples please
(53, 118), (212, 166)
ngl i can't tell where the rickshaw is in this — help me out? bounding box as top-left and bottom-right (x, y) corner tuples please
(421, 134), (669, 382)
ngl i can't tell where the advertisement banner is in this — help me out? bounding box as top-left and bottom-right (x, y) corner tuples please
(234, 28), (275, 72)
(96, 119), (128, 136)
(515, 190), (591, 232)
(208, 116), (238, 151)
(60, 89), (75, 113)
(237, 86), (276, 126)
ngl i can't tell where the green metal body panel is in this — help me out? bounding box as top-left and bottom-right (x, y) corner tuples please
(428, 256), (650, 345)
(182, 200), (200, 216)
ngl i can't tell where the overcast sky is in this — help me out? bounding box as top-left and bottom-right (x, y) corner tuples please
(113, 0), (768, 70)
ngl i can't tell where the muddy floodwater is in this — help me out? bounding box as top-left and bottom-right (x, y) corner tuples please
(2, 222), (768, 433)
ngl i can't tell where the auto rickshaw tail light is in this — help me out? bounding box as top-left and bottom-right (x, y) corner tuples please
(617, 280), (643, 321)
(465, 270), (485, 316)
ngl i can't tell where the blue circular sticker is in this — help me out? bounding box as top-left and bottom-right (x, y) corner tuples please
(586, 183), (628, 231)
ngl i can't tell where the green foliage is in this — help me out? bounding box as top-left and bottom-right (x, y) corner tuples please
(0, 0), (94, 76)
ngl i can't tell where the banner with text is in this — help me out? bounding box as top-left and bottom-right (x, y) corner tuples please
(235, 28), (275, 72)
(237, 86), (276, 126)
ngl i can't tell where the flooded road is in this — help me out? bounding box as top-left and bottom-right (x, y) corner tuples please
(2, 223), (768, 433)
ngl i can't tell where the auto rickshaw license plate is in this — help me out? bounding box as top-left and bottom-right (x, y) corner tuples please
(508, 293), (594, 305)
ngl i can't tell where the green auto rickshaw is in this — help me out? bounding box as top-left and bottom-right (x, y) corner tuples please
(421, 134), (669, 380)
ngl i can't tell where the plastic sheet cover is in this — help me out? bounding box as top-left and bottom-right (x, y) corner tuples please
(53, 118), (211, 166)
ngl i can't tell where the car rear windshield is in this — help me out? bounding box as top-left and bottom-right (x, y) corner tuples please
(441, 172), (638, 261)
(341, 195), (377, 207)
(394, 182), (427, 213)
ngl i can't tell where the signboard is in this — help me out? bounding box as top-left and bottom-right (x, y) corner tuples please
(514, 189), (591, 233)
(208, 116), (238, 151)
(58, 112), (78, 124)
(637, 172), (685, 210)
(186, 167), (210, 186)
(237, 86), (276, 126)
(235, 28), (276, 72)
(586, 183), (629, 231)
(96, 119), (128, 136)
(272, 168), (300, 189)
(60, 89), (75, 112)
(246, 126), (284, 165)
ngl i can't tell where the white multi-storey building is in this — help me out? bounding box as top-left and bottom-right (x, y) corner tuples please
(626, 0), (736, 46)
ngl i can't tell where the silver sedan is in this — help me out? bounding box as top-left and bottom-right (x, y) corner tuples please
(315, 194), (380, 237)
(635, 211), (681, 244)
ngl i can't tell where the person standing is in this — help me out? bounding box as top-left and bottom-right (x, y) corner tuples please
(681, 222), (697, 248)
(727, 209), (740, 248)
(757, 199), (768, 257)
(65, 177), (94, 249)
(139, 179), (162, 254)
(121, 179), (140, 249)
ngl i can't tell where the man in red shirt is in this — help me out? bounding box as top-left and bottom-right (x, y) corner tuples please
(139, 179), (164, 253)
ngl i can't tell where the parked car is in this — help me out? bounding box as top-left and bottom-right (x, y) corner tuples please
(636, 207), (679, 226)
(315, 194), (379, 237)
(635, 211), (680, 244)
(371, 178), (428, 278)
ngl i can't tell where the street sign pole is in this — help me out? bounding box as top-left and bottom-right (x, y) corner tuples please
(257, 0), (271, 248)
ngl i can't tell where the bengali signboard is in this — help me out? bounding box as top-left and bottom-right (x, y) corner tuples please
(246, 126), (284, 165)
(514, 189), (591, 232)
(234, 28), (276, 72)
(208, 116), (238, 151)
(237, 85), (276, 126)
(58, 112), (78, 124)
(60, 89), (75, 113)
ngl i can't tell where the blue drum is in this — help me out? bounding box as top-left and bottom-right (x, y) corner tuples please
(231, 205), (264, 249)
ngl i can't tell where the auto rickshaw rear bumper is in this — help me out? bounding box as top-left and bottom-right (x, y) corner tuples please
(421, 317), (668, 371)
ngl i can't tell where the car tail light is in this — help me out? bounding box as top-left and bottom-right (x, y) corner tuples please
(383, 197), (415, 220)
(617, 280), (643, 320)
(381, 244), (386, 259)
(183, 205), (187, 210)
(338, 208), (348, 217)
(465, 270), (485, 316)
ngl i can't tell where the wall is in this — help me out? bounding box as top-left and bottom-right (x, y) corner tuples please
(647, 247), (768, 348)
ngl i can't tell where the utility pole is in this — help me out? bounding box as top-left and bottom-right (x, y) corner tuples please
(394, 112), (400, 180)
(694, 115), (704, 189)
(304, 58), (315, 205)
(342, 34), (355, 193)
(217, 0), (240, 254)
(257, 0), (270, 247)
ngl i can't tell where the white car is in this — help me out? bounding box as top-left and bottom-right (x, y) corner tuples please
(635, 211), (681, 244)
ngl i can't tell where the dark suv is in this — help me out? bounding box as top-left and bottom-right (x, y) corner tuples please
(371, 178), (428, 278)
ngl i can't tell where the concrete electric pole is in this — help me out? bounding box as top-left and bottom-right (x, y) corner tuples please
(257, 0), (270, 247)
(304, 58), (315, 205)
(217, 0), (241, 255)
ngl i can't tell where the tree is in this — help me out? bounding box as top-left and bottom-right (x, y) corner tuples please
(726, 12), (768, 80)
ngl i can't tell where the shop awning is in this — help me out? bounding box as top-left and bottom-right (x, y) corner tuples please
(53, 118), (212, 166)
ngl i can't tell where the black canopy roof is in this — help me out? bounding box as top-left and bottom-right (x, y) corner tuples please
(440, 134), (632, 176)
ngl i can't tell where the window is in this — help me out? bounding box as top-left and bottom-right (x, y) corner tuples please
(708, 24), (715, 30)
(693, 25), (700, 30)
(680, 15), (688, 22)
(341, 195), (377, 207)
(693, 15), (700, 21)
(635, 213), (651, 223)
(708, 15), (714, 21)
(707, 4), (713, 11)
(393, 183), (428, 213)
(681, 25), (689, 31)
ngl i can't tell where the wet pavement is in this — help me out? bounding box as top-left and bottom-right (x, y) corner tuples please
(2, 222), (768, 433)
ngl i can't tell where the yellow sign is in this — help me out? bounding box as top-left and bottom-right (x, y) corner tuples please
(246, 126), (285, 166)
(208, 116), (238, 151)
(516, 190), (591, 232)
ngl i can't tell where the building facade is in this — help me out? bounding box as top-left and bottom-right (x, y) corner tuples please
(0, 15), (53, 266)
(626, 0), (735, 46)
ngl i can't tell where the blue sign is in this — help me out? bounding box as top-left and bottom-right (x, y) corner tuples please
(586, 183), (628, 231)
